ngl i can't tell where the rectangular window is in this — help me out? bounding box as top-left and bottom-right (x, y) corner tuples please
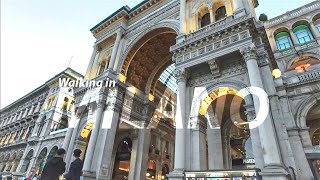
(295, 30), (313, 44)
(276, 36), (293, 50)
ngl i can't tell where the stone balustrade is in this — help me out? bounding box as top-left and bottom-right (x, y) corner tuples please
(170, 14), (252, 52)
(273, 40), (319, 59)
(283, 64), (320, 86)
(265, 1), (320, 28)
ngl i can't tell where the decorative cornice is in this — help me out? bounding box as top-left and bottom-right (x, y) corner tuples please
(174, 69), (189, 83)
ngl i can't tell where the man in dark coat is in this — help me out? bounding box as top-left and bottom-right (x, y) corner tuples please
(40, 148), (66, 180)
(64, 149), (83, 180)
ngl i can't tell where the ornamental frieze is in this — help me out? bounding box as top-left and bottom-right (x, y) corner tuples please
(175, 30), (250, 64)
(126, 0), (179, 38)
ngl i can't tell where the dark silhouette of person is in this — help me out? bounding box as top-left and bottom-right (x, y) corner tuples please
(64, 149), (83, 180)
(40, 148), (66, 180)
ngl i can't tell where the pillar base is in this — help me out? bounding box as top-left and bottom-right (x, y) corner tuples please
(82, 170), (96, 180)
(167, 169), (184, 180)
(259, 164), (289, 180)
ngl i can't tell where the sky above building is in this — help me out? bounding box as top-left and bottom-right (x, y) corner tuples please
(0, 0), (315, 107)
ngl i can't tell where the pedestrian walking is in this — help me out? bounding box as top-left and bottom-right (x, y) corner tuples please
(40, 148), (66, 180)
(64, 149), (83, 180)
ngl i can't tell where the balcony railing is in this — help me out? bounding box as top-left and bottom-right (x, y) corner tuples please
(283, 64), (320, 86)
(170, 13), (252, 51)
(274, 40), (319, 59)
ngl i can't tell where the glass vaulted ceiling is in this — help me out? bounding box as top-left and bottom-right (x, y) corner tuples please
(159, 64), (177, 93)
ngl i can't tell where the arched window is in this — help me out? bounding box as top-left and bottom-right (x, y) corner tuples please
(316, 24), (320, 34)
(62, 97), (69, 110)
(112, 138), (132, 179)
(293, 25), (314, 44)
(98, 61), (106, 75)
(146, 160), (156, 179)
(288, 56), (320, 71)
(314, 18), (320, 34)
(200, 13), (211, 28)
(58, 118), (68, 130)
(275, 32), (293, 50)
(215, 6), (226, 21)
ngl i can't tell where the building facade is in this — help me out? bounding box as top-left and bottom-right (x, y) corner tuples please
(0, 68), (82, 177)
(1, 0), (320, 180)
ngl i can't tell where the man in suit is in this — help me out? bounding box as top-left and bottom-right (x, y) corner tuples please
(64, 149), (83, 180)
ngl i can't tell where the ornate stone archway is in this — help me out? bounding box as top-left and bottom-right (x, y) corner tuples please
(119, 27), (178, 95)
(296, 93), (320, 128)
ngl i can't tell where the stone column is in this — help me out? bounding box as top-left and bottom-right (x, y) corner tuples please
(31, 114), (45, 137)
(274, 76), (314, 179)
(82, 99), (106, 178)
(10, 160), (19, 172)
(128, 133), (139, 180)
(28, 104), (35, 116)
(190, 115), (207, 170)
(130, 129), (152, 180)
(107, 30), (123, 71)
(62, 111), (79, 150)
(179, 0), (186, 34)
(244, 105), (264, 169)
(207, 115), (224, 169)
(260, 58), (307, 177)
(4, 163), (10, 172)
(209, 8), (215, 23)
(299, 128), (314, 152)
(85, 45), (98, 79)
(17, 111), (23, 121)
(309, 22), (320, 39)
(65, 109), (83, 170)
(240, 44), (288, 180)
(222, 134), (231, 169)
(93, 90), (122, 179)
(288, 129), (314, 179)
(22, 108), (28, 118)
(167, 69), (188, 180)
(0, 163), (5, 172)
(289, 30), (299, 46)
(11, 113), (18, 124)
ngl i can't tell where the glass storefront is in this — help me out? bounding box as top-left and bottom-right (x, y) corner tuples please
(185, 169), (261, 180)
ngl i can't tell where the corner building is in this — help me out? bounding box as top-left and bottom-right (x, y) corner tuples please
(0, 68), (82, 176)
(1, 0), (320, 180)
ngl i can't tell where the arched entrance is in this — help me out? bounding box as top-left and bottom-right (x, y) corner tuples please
(161, 164), (170, 180)
(305, 99), (320, 176)
(146, 160), (156, 179)
(112, 138), (132, 180)
(8, 152), (17, 172)
(47, 146), (58, 160)
(35, 148), (47, 176)
(2, 153), (10, 172)
(76, 121), (93, 161)
(20, 149), (33, 173)
(114, 26), (178, 180)
(202, 87), (256, 170)
(120, 27), (177, 95)
(0, 154), (5, 172)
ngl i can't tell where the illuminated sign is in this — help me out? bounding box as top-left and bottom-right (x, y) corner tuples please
(243, 158), (255, 164)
